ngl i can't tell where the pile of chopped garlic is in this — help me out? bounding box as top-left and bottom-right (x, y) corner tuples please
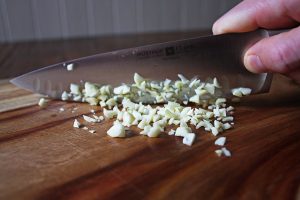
(63, 73), (251, 153)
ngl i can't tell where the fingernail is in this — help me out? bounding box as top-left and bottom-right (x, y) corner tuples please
(244, 55), (264, 73)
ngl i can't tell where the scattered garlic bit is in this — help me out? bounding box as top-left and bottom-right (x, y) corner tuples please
(89, 130), (96, 134)
(215, 147), (231, 157)
(221, 147), (231, 157)
(183, 133), (196, 146)
(38, 98), (48, 108)
(82, 126), (88, 130)
(73, 119), (81, 128)
(214, 137), (226, 146)
(59, 107), (65, 112)
(215, 149), (223, 157)
(83, 115), (98, 123)
(66, 63), (74, 71)
(107, 122), (125, 137)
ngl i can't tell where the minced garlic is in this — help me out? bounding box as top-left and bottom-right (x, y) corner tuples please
(64, 73), (251, 151)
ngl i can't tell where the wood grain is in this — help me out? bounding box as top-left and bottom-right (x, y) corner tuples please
(0, 34), (300, 200)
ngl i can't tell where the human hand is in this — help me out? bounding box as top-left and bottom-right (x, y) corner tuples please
(212, 0), (300, 83)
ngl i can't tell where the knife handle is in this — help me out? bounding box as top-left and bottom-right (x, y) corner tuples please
(265, 29), (292, 37)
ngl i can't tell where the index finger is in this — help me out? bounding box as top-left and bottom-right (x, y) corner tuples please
(212, 0), (299, 35)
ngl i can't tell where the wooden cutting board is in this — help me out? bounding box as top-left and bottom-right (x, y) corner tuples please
(0, 74), (300, 200)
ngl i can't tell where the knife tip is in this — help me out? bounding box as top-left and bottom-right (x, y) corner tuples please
(9, 77), (18, 85)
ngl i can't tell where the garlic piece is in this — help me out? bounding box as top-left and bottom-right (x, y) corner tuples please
(66, 63), (74, 71)
(215, 149), (223, 157)
(222, 116), (233, 122)
(114, 85), (130, 95)
(134, 73), (145, 85)
(85, 97), (98, 105)
(189, 94), (200, 104)
(231, 87), (252, 97)
(107, 122), (125, 137)
(122, 112), (134, 127)
(61, 91), (69, 101)
(147, 125), (161, 138)
(221, 147), (231, 157)
(240, 88), (252, 95)
(168, 129), (175, 135)
(175, 126), (192, 137)
(183, 133), (196, 146)
(85, 82), (99, 97)
(214, 137), (226, 146)
(106, 98), (116, 108)
(103, 108), (117, 119)
(231, 88), (242, 97)
(70, 83), (81, 95)
(215, 98), (226, 106)
(211, 127), (219, 136)
(222, 123), (232, 130)
(73, 119), (81, 128)
(83, 115), (98, 123)
(38, 98), (48, 108)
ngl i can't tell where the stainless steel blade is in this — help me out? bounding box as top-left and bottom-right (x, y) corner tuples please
(10, 30), (272, 99)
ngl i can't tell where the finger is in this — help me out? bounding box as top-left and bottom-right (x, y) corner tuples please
(244, 27), (300, 75)
(213, 0), (300, 35)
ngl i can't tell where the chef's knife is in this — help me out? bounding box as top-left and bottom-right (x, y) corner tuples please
(11, 29), (278, 99)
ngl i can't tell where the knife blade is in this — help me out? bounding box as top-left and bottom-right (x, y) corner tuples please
(10, 29), (273, 99)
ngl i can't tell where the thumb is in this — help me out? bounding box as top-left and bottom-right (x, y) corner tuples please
(244, 27), (300, 76)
